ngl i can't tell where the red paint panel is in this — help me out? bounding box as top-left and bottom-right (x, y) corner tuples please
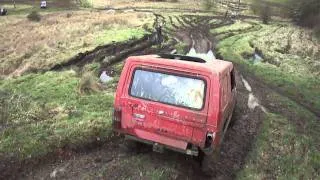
(158, 119), (193, 141)
(192, 128), (206, 147)
(134, 129), (188, 150)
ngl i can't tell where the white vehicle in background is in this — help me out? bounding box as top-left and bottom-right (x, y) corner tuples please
(40, 1), (47, 9)
(0, 7), (7, 16)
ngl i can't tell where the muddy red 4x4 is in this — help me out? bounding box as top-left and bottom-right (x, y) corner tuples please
(113, 54), (236, 171)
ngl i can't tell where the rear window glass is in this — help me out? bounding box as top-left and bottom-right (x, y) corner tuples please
(129, 69), (206, 110)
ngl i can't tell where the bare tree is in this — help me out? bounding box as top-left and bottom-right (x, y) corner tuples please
(12, 0), (16, 8)
(251, 0), (271, 24)
(289, 0), (320, 28)
(237, 0), (241, 14)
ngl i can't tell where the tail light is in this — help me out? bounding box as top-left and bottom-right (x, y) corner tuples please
(113, 108), (122, 129)
(205, 132), (216, 148)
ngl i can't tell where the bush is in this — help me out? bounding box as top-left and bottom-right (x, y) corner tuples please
(78, 72), (103, 95)
(314, 25), (320, 40)
(260, 4), (271, 24)
(251, 0), (271, 24)
(0, 90), (48, 127)
(27, 11), (41, 22)
(203, 0), (216, 11)
(78, 0), (92, 8)
(289, 0), (320, 28)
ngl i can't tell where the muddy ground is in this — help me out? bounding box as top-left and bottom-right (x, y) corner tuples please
(9, 67), (266, 180)
(1, 8), (318, 180)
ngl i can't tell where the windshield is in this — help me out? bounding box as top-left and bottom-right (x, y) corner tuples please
(129, 69), (206, 110)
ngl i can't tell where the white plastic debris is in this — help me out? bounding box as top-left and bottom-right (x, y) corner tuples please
(186, 48), (216, 62)
(170, 49), (177, 54)
(206, 50), (216, 60)
(50, 169), (58, 178)
(241, 76), (252, 92)
(248, 93), (260, 110)
(100, 71), (113, 83)
(241, 77), (267, 113)
(124, 9), (134, 13)
(253, 53), (263, 63)
(187, 47), (197, 57)
(50, 168), (65, 178)
(106, 9), (116, 14)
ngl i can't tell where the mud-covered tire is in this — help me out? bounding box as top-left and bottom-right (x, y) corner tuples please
(121, 139), (150, 154)
(228, 114), (237, 128)
(119, 139), (139, 153)
(125, 139), (139, 149)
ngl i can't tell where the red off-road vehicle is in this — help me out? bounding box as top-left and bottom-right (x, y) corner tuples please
(113, 54), (236, 171)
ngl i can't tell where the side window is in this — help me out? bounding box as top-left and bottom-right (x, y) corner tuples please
(230, 68), (236, 90)
(221, 75), (228, 108)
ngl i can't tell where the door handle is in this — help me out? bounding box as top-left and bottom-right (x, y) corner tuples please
(158, 110), (165, 115)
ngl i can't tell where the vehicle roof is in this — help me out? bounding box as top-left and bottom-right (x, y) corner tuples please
(127, 55), (233, 76)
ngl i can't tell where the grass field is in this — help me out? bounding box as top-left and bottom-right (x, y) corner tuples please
(216, 21), (320, 113)
(0, 10), (151, 77)
(0, 70), (113, 159)
(238, 94), (320, 179)
(92, 0), (203, 10)
(0, 59), (126, 160)
(0, 2), (152, 160)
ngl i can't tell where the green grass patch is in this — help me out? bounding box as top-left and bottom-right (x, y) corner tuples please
(174, 41), (188, 54)
(95, 28), (146, 46)
(0, 70), (114, 159)
(78, 0), (92, 8)
(0, 14), (149, 76)
(216, 21), (320, 112)
(0, 3), (35, 15)
(238, 103), (319, 179)
(211, 20), (253, 34)
(247, 0), (289, 5)
(217, 20), (320, 179)
(0, 3), (74, 16)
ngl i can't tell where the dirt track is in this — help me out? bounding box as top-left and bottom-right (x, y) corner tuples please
(1, 9), (318, 180)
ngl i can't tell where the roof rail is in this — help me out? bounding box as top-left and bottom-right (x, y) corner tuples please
(157, 54), (206, 63)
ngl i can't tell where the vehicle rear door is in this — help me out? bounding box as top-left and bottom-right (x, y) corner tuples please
(121, 65), (210, 141)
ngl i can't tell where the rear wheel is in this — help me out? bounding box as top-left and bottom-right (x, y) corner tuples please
(228, 113), (237, 128)
(121, 139), (150, 154)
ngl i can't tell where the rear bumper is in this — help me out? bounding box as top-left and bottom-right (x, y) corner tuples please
(116, 128), (199, 156)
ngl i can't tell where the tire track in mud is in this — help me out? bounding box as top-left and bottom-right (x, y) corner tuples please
(181, 16), (197, 28)
(167, 15), (269, 178)
(170, 15), (218, 53)
(49, 12), (169, 72)
(50, 34), (154, 71)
